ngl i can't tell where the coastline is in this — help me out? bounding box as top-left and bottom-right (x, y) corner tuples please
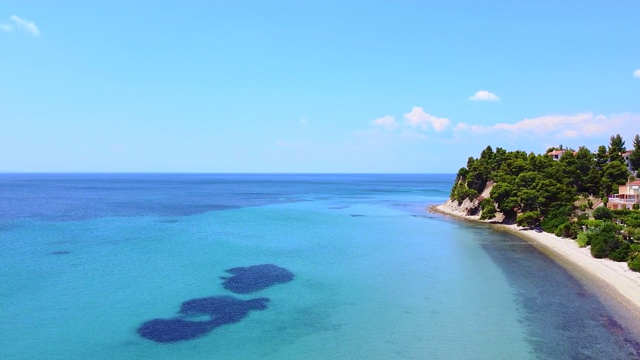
(429, 202), (640, 316)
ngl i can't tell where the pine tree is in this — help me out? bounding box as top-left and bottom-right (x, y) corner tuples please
(630, 134), (640, 173)
(608, 134), (626, 163)
(595, 145), (608, 171)
(602, 160), (630, 195)
(574, 146), (600, 194)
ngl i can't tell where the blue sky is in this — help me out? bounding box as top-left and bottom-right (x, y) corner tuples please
(1, 1), (639, 173)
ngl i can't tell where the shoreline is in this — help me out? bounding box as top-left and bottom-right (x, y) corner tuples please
(429, 202), (640, 316)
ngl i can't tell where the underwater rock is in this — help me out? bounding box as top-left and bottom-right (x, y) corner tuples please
(221, 264), (294, 294)
(138, 296), (269, 343)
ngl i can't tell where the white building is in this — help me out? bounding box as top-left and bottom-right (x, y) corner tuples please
(608, 180), (640, 210)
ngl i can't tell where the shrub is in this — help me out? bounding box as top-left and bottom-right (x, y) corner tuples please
(628, 255), (640, 272)
(588, 222), (623, 260)
(628, 245), (640, 272)
(541, 216), (568, 233)
(516, 211), (541, 228)
(634, 204), (640, 211)
(590, 236), (615, 259)
(612, 209), (630, 217)
(582, 219), (604, 229)
(479, 198), (496, 220)
(593, 206), (613, 220)
(576, 232), (589, 247)
(451, 184), (480, 204)
(627, 227), (640, 242)
(626, 216), (640, 228)
(555, 222), (579, 239)
(463, 188), (479, 201)
(590, 237), (608, 258)
(609, 241), (630, 262)
(540, 205), (574, 233)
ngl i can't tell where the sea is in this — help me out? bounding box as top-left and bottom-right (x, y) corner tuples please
(1, 173), (639, 360)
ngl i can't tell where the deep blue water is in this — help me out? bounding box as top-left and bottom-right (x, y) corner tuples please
(0, 174), (638, 359)
(0, 174), (451, 221)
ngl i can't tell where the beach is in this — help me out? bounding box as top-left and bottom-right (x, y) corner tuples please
(431, 201), (640, 315)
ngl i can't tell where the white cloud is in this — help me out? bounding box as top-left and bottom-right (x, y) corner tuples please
(455, 112), (640, 139)
(561, 130), (579, 138)
(453, 123), (492, 134)
(9, 15), (39, 37)
(634, 69), (640, 78)
(469, 90), (500, 102)
(403, 107), (451, 132)
(358, 107), (450, 144)
(370, 115), (398, 131)
(492, 113), (591, 133)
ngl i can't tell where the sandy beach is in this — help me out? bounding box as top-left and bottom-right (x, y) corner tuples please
(431, 201), (640, 314)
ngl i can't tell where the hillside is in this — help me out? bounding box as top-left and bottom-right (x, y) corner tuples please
(446, 134), (640, 271)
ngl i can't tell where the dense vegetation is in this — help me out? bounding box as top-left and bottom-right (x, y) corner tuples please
(449, 133), (640, 270)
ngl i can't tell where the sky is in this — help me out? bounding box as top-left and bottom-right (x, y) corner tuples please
(1, 1), (639, 173)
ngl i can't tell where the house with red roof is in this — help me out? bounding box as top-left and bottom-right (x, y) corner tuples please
(547, 150), (566, 161)
(547, 150), (578, 161)
(608, 180), (640, 210)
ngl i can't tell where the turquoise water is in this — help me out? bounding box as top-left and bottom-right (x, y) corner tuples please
(1, 174), (638, 359)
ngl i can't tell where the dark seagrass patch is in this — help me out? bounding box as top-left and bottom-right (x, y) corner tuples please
(221, 264), (294, 294)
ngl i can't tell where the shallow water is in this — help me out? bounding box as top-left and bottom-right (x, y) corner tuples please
(0, 174), (638, 359)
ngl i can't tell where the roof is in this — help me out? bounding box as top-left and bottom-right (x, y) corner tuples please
(547, 150), (565, 156)
(628, 180), (640, 186)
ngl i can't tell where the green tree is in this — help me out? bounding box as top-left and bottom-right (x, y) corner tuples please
(574, 147), (601, 195)
(595, 145), (608, 171)
(479, 145), (495, 163)
(515, 171), (539, 190)
(602, 160), (630, 195)
(516, 211), (541, 228)
(517, 189), (540, 212)
(479, 198), (496, 220)
(534, 179), (576, 216)
(608, 134), (626, 163)
(630, 134), (640, 173)
(466, 158), (490, 194)
(493, 147), (508, 171)
(490, 182), (518, 218)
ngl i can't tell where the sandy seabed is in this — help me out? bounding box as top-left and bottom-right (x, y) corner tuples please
(431, 202), (640, 316)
